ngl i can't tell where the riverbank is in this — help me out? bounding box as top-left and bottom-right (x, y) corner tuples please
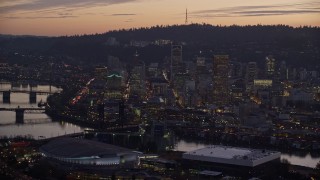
(45, 110), (100, 130)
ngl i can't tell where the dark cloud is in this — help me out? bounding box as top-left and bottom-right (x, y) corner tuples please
(124, 19), (134, 22)
(111, 13), (136, 16)
(80, 12), (99, 15)
(191, 14), (235, 18)
(57, 12), (73, 16)
(193, 5), (279, 14)
(237, 10), (320, 16)
(4, 15), (77, 19)
(190, 1), (320, 18)
(0, 0), (138, 14)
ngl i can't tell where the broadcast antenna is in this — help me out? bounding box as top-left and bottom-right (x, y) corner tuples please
(185, 0), (190, 25)
(185, 8), (188, 24)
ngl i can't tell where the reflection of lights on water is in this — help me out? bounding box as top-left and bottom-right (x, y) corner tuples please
(280, 153), (320, 168)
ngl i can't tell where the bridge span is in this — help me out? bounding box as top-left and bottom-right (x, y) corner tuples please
(0, 90), (56, 94)
(0, 107), (46, 123)
(0, 89), (60, 103)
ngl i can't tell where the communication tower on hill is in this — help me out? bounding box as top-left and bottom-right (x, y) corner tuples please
(185, 8), (188, 24)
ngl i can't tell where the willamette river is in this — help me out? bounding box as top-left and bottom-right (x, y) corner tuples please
(0, 83), (83, 139)
(0, 83), (319, 168)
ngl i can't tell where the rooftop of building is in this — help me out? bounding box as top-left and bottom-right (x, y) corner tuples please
(40, 137), (139, 158)
(184, 145), (278, 161)
(183, 145), (281, 167)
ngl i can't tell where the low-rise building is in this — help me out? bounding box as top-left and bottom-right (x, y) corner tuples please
(182, 145), (281, 177)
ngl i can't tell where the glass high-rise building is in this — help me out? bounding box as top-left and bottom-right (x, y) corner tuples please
(265, 55), (275, 77)
(213, 55), (229, 105)
(130, 52), (146, 97)
(246, 62), (257, 92)
(170, 44), (183, 81)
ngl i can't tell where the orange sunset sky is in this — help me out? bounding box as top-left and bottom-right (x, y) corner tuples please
(0, 0), (320, 36)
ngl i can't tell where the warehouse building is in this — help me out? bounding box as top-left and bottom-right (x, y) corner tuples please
(182, 145), (281, 178)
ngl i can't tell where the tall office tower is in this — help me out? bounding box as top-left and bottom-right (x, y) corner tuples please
(97, 103), (105, 121)
(265, 56), (275, 77)
(279, 61), (287, 80)
(119, 101), (125, 126)
(95, 66), (108, 80)
(196, 56), (207, 74)
(105, 73), (123, 99)
(196, 56), (211, 104)
(212, 55), (229, 105)
(170, 44), (183, 81)
(265, 56), (282, 88)
(229, 61), (243, 78)
(107, 73), (122, 90)
(130, 52), (146, 97)
(246, 62), (257, 92)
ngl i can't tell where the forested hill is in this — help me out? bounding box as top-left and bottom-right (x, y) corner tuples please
(107, 24), (320, 44)
(0, 24), (319, 67)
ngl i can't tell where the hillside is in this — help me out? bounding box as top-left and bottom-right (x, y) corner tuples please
(0, 24), (319, 68)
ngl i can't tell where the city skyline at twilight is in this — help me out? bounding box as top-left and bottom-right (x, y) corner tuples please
(0, 0), (320, 36)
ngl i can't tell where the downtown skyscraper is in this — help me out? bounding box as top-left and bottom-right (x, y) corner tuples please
(212, 55), (229, 105)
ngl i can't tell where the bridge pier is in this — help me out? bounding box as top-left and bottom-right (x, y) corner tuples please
(3, 91), (10, 103)
(22, 83), (28, 88)
(29, 92), (37, 104)
(30, 84), (37, 88)
(16, 108), (25, 124)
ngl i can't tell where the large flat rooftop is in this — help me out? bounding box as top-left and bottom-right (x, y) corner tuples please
(183, 145), (280, 167)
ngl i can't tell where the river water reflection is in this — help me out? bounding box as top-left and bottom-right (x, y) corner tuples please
(0, 83), (83, 139)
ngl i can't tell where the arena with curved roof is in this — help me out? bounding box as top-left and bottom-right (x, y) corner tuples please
(40, 137), (141, 166)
